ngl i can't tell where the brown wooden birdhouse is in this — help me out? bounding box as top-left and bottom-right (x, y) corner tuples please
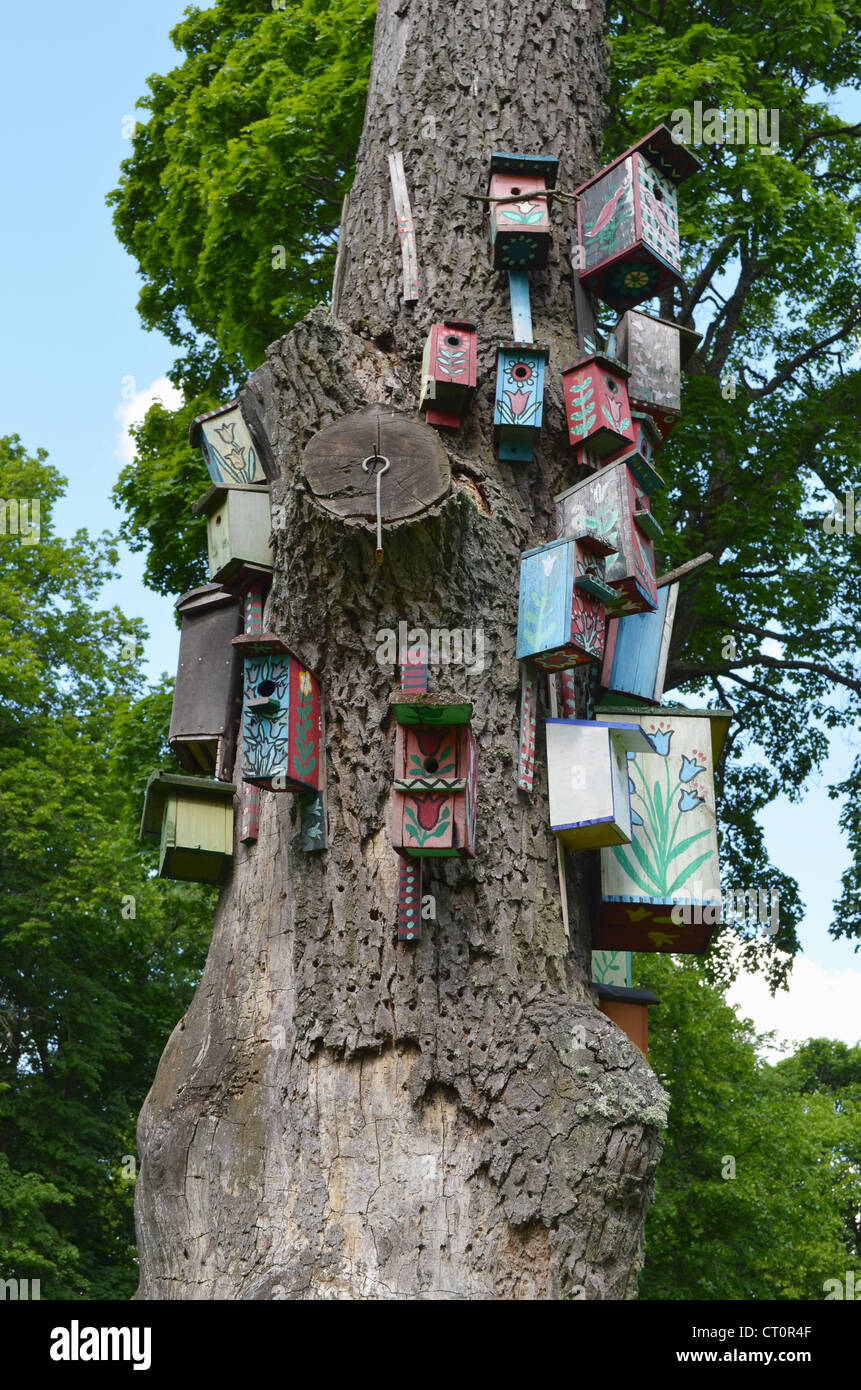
(556, 461), (660, 615)
(168, 584), (243, 780)
(488, 152), (558, 270)
(574, 124), (701, 310)
(392, 722), (477, 859)
(562, 353), (636, 456)
(419, 321), (478, 429)
(596, 984), (660, 1058)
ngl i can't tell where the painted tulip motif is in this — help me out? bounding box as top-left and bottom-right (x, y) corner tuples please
(613, 723), (715, 899)
(405, 793), (451, 847)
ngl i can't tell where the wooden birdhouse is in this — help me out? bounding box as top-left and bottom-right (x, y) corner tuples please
(168, 584), (243, 780)
(392, 722), (477, 859)
(192, 483), (273, 585)
(594, 706), (732, 953)
(546, 718), (653, 850)
(574, 124), (701, 310)
(494, 341), (549, 462)
(189, 400), (269, 487)
(140, 771), (235, 885)
(488, 152), (558, 270)
(556, 461), (660, 615)
(561, 353), (636, 457)
(596, 983), (660, 1058)
(600, 581), (679, 704)
(419, 320), (478, 429)
(232, 634), (322, 793)
(516, 534), (617, 671)
(574, 411), (664, 496)
(614, 310), (702, 439)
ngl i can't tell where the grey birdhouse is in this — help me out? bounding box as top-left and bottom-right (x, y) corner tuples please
(168, 584), (243, 779)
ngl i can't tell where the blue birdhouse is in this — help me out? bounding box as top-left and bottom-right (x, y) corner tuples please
(493, 341), (549, 462)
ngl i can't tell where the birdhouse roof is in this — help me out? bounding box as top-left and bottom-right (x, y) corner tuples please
(497, 340), (550, 357)
(140, 770), (236, 841)
(561, 352), (632, 379)
(231, 631), (320, 677)
(594, 983), (660, 1006)
(388, 690), (473, 726)
(189, 399), (240, 448)
(573, 122), (702, 197)
(489, 151), (559, 186)
(191, 481), (270, 516)
(174, 583), (238, 616)
(545, 717), (654, 754)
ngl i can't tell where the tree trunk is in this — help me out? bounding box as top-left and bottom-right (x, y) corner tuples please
(135, 0), (668, 1301)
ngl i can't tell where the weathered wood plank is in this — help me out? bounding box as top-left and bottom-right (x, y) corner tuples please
(388, 150), (419, 302)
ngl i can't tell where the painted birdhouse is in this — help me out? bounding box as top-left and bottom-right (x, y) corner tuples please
(419, 320), (478, 429)
(516, 534), (617, 671)
(140, 771), (235, 885)
(561, 353), (636, 457)
(189, 400), (269, 487)
(192, 483), (274, 585)
(494, 341), (549, 462)
(600, 581), (679, 704)
(488, 152), (558, 270)
(556, 461), (660, 615)
(574, 124), (701, 310)
(596, 983), (660, 1058)
(232, 634), (322, 793)
(594, 706), (732, 953)
(614, 310), (702, 439)
(574, 411), (664, 496)
(546, 717), (653, 849)
(168, 584), (243, 780)
(392, 723), (477, 859)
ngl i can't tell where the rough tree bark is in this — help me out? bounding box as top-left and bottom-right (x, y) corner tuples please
(135, 0), (668, 1300)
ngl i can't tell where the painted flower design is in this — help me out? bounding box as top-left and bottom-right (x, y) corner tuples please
(679, 751), (706, 782)
(505, 388), (531, 417)
(644, 722), (673, 756)
(414, 793), (448, 830)
(624, 269), (650, 289)
(631, 808), (644, 826)
(679, 785), (705, 812)
(501, 235), (538, 265)
(506, 361), (534, 386)
(299, 670), (312, 696)
(538, 553), (559, 576)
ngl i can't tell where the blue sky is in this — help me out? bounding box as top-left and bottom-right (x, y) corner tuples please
(1, 2), (859, 1047)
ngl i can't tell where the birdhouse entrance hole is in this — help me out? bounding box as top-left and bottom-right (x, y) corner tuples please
(423, 756), (440, 773)
(258, 679), (276, 696)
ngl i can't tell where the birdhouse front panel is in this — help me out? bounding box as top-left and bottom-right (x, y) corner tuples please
(488, 152), (557, 270)
(594, 708), (729, 953)
(392, 723), (477, 858)
(614, 311), (701, 427)
(516, 536), (614, 670)
(419, 321), (478, 429)
(194, 485), (274, 585)
(600, 581), (678, 704)
(575, 149), (685, 310)
(562, 354), (636, 456)
(493, 342), (549, 462)
(191, 402), (268, 487)
(556, 462), (658, 615)
(168, 585), (243, 780)
(140, 772), (235, 886)
(234, 637), (322, 794)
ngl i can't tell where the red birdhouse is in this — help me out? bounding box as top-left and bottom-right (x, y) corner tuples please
(574, 411), (664, 495)
(419, 320), (478, 429)
(561, 353), (636, 457)
(574, 125), (701, 311)
(488, 152), (558, 270)
(392, 723), (477, 859)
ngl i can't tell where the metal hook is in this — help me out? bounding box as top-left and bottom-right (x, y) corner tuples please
(362, 453), (391, 564)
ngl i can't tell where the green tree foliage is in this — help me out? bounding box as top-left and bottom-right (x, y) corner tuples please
(638, 955), (861, 1299)
(0, 436), (214, 1298)
(109, 1), (861, 973)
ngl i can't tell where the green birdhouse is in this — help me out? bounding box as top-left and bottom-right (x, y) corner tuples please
(192, 484), (274, 585)
(140, 771), (235, 885)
